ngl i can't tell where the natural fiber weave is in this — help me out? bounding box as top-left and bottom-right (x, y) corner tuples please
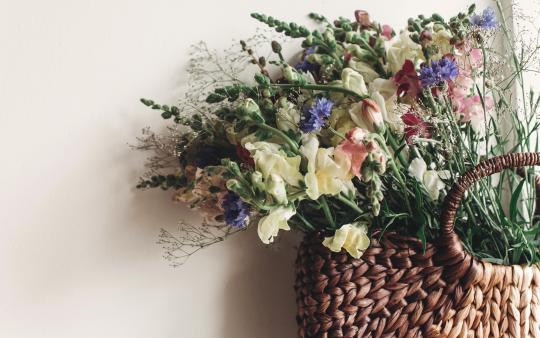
(295, 153), (540, 337)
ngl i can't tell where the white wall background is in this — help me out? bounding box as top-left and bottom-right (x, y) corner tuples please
(0, 0), (491, 337)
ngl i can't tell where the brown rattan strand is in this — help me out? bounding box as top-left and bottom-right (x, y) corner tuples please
(295, 153), (540, 337)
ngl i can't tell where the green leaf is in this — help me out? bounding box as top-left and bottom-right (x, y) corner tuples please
(417, 224), (427, 253)
(509, 178), (526, 222)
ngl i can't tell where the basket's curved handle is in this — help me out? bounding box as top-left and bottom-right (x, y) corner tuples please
(438, 153), (540, 280)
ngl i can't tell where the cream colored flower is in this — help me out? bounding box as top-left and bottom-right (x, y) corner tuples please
(322, 222), (370, 258)
(432, 29), (454, 58)
(328, 107), (357, 146)
(300, 134), (352, 200)
(368, 79), (402, 132)
(371, 91), (401, 132)
(266, 173), (287, 204)
(257, 206), (295, 244)
(369, 78), (397, 100)
(386, 31), (424, 74)
(341, 68), (368, 96)
(348, 58), (379, 83)
(276, 100), (300, 132)
(408, 157), (446, 201)
(423, 170), (446, 200)
(244, 141), (303, 187)
(408, 157), (427, 182)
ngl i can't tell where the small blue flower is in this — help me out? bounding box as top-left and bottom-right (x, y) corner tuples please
(222, 192), (250, 227)
(295, 47), (320, 74)
(419, 57), (459, 88)
(470, 7), (498, 29)
(299, 97), (334, 132)
(437, 57), (459, 81)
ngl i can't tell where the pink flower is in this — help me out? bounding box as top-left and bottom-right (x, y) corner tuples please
(402, 110), (431, 144)
(336, 128), (370, 178)
(456, 44), (483, 76)
(393, 59), (422, 98)
(346, 127), (367, 143)
(450, 76), (474, 100)
(459, 95), (494, 122)
(349, 98), (384, 131)
(469, 48), (483, 68)
(381, 25), (393, 40)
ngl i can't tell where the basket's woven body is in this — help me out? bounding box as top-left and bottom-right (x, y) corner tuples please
(295, 153), (540, 337)
(295, 233), (540, 337)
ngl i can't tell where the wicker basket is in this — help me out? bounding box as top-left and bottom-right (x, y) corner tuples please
(295, 153), (540, 338)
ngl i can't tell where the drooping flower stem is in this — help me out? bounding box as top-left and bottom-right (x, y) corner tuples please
(327, 126), (346, 140)
(256, 123), (300, 154)
(294, 212), (316, 231)
(272, 83), (369, 100)
(336, 194), (365, 215)
(319, 196), (336, 228)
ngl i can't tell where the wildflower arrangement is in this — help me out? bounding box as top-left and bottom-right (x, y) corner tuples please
(135, 2), (540, 266)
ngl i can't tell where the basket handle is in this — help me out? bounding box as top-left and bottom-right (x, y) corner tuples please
(439, 153), (540, 269)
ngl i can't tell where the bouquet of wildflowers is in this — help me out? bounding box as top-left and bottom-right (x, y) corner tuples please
(135, 2), (540, 266)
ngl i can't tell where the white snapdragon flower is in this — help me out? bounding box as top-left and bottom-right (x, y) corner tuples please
(300, 134), (353, 200)
(276, 100), (300, 132)
(408, 158), (447, 201)
(348, 57), (380, 83)
(341, 68), (368, 96)
(244, 141), (303, 187)
(257, 205), (295, 244)
(386, 31), (424, 74)
(322, 222), (370, 258)
(266, 173), (287, 204)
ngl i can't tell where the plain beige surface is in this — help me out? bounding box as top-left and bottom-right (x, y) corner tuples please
(0, 0), (490, 337)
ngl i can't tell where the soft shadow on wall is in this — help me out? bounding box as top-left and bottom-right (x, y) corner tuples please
(221, 227), (301, 338)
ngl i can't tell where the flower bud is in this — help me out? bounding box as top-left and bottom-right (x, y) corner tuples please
(250, 171), (265, 192)
(282, 65), (303, 83)
(271, 40), (282, 54)
(362, 99), (385, 132)
(236, 98), (265, 123)
(349, 99), (385, 132)
(420, 30), (432, 43)
(226, 179), (248, 199)
(354, 10), (371, 28)
(381, 25), (393, 40)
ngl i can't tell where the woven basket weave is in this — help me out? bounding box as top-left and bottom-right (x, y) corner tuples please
(295, 153), (540, 338)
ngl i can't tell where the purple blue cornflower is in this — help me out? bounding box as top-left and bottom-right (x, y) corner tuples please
(470, 7), (498, 29)
(299, 97), (334, 132)
(419, 57), (459, 88)
(222, 191), (250, 227)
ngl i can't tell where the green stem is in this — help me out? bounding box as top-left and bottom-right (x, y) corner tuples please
(371, 134), (406, 186)
(294, 212), (316, 231)
(327, 126), (346, 140)
(370, 133), (413, 215)
(256, 123), (300, 154)
(336, 194), (365, 215)
(271, 83), (368, 100)
(319, 196), (335, 228)
(385, 129), (407, 168)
